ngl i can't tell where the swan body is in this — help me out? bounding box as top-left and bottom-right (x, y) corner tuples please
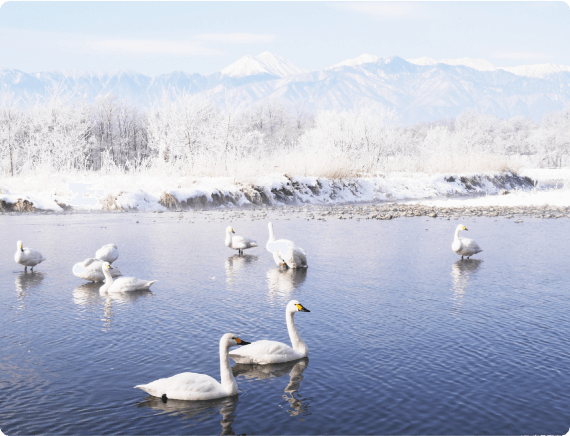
(274, 246), (308, 269)
(230, 300), (310, 364)
(73, 258), (122, 282)
(14, 240), (46, 271)
(225, 226), (258, 256)
(100, 262), (156, 293)
(95, 244), (119, 264)
(452, 224), (483, 259)
(135, 333), (251, 401)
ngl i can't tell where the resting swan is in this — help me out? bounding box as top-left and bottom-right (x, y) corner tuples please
(135, 333), (251, 401)
(452, 224), (483, 260)
(95, 244), (119, 264)
(14, 240), (46, 271)
(229, 300), (310, 364)
(225, 226), (258, 256)
(99, 262), (156, 293)
(73, 258), (122, 282)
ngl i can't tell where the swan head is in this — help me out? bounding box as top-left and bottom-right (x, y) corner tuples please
(288, 300), (310, 313)
(221, 332), (251, 347)
(456, 224), (468, 232)
(101, 261), (115, 272)
(226, 226), (235, 234)
(16, 240), (23, 251)
(275, 250), (286, 266)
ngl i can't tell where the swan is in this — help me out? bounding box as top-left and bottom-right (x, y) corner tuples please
(135, 333), (251, 401)
(274, 246), (308, 269)
(266, 222), (294, 253)
(73, 258), (122, 282)
(452, 224), (483, 260)
(95, 244), (119, 264)
(225, 226), (258, 256)
(14, 240), (46, 271)
(99, 262), (156, 293)
(229, 300), (310, 364)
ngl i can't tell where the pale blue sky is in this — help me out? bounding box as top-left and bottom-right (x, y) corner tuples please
(1, 1), (569, 76)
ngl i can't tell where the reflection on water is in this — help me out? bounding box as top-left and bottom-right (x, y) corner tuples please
(138, 394), (239, 435)
(266, 267), (307, 297)
(225, 255), (258, 284)
(450, 259), (483, 316)
(15, 271), (45, 310)
(233, 358), (309, 417)
(73, 282), (104, 307)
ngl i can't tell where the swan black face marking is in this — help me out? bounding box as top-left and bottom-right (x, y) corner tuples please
(296, 304), (310, 312)
(234, 337), (251, 346)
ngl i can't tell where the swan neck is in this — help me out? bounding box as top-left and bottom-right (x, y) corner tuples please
(219, 340), (238, 396)
(286, 310), (308, 356)
(454, 228), (461, 240)
(102, 267), (113, 285)
(225, 231), (232, 248)
(268, 224), (276, 242)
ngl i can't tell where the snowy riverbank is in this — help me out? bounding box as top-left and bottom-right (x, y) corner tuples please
(1, 169), (568, 213)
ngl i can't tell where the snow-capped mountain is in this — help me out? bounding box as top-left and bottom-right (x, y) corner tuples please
(2, 52), (570, 124)
(221, 51), (305, 78)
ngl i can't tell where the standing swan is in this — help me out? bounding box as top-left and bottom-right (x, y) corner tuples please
(267, 222), (308, 268)
(452, 224), (483, 260)
(225, 227), (258, 256)
(135, 333), (251, 401)
(99, 262), (156, 293)
(95, 244), (119, 264)
(229, 300), (310, 364)
(14, 240), (46, 272)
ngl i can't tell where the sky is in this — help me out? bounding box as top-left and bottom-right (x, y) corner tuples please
(0, 1), (569, 77)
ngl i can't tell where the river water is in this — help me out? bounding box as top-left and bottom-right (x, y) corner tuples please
(1, 211), (569, 434)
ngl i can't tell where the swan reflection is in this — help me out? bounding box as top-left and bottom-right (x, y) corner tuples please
(233, 358), (309, 417)
(225, 254), (258, 284)
(138, 394), (238, 435)
(451, 259), (483, 316)
(73, 282), (104, 307)
(266, 267), (307, 297)
(15, 271), (45, 310)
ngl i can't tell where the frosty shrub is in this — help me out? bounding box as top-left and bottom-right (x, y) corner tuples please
(0, 88), (569, 180)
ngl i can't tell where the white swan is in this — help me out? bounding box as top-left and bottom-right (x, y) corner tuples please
(73, 258), (122, 282)
(229, 300), (310, 364)
(225, 226), (258, 256)
(95, 244), (119, 264)
(135, 333), (251, 401)
(452, 224), (483, 260)
(99, 262), (156, 293)
(267, 222), (308, 268)
(14, 240), (46, 271)
(274, 246), (308, 269)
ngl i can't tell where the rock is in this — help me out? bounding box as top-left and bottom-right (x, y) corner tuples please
(499, 189), (509, 195)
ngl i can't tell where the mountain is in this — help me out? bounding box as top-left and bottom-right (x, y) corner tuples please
(2, 52), (570, 124)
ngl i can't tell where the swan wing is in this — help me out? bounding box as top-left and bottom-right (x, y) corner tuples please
(109, 277), (156, 292)
(232, 235), (258, 250)
(459, 237), (483, 256)
(229, 340), (300, 364)
(282, 246), (307, 269)
(95, 244), (119, 263)
(22, 248), (46, 266)
(135, 372), (225, 401)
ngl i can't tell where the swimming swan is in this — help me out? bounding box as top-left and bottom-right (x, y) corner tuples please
(452, 224), (483, 260)
(135, 333), (251, 401)
(99, 262), (156, 293)
(73, 258), (122, 282)
(14, 240), (46, 271)
(229, 300), (310, 364)
(95, 244), (119, 264)
(225, 227), (258, 256)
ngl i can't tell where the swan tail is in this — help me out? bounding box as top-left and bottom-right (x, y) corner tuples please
(250, 242), (258, 247)
(146, 280), (157, 288)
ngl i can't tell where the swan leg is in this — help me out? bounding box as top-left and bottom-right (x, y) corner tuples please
(461, 256), (464, 260)
(24, 265), (27, 271)
(161, 394), (167, 403)
(31, 266), (34, 272)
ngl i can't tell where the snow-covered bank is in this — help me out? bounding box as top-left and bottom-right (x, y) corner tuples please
(1, 170), (567, 213)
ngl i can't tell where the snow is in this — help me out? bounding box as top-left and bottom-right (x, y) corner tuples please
(500, 64), (570, 78)
(1, 169), (568, 212)
(327, 54), (382, 69)
(221, 52), (305, 78)
(407, 57), (497, 71)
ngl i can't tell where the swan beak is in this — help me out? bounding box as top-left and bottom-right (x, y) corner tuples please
(463, 227), (468, 231)
(296, 304), (310, 312)
(231, 228), (235, 233)
(235, 338), (250, 345)
(20, 246), (23, 251)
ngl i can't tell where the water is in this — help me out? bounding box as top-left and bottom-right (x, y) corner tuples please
(1, 211), (569, 434)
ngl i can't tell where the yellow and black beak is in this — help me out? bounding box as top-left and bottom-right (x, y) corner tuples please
(235, 337), (251, 346)
(231, 229), (235, 234)
(296, 303), (310, 313)
(20, 246), (24, 252)
(463, 226), (468, 231)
